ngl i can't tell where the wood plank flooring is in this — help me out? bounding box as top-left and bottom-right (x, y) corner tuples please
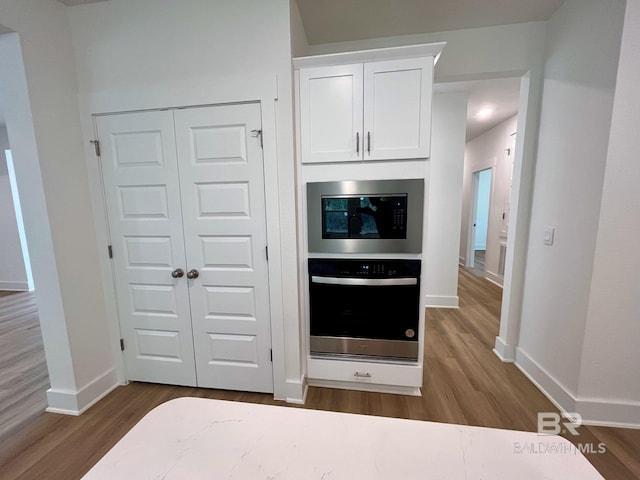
(0, 291), (21, 299)
(0, 292), (49, 444)
(0, 270), (638, 479)
(473, 249), (486, 271)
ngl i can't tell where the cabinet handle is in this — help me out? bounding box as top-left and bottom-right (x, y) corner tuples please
(367, 132), (371, 154)
(356, 132), (360, 155)
(354, 372), (371, 378)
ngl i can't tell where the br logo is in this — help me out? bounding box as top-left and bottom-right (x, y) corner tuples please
(537, 412), (582, 436)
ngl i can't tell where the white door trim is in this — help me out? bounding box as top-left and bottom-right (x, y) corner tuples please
(466, 170), (479, 269)
(495, 71), (542, 363)
(80, 74), (292, 401)
(438, 69), (543, 366)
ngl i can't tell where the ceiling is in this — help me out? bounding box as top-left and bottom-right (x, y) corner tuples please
(297, 0), (565, 45)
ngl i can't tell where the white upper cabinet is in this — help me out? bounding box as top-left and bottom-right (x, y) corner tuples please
(364, 58), (433, 161)
(296, 45), (442, 164)
(300, 64), (364, 163)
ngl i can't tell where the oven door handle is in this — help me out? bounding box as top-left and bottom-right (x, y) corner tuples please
(310, 276), (417, 286)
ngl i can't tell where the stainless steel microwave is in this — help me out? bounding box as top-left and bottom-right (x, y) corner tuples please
(307, 179), (424, 254)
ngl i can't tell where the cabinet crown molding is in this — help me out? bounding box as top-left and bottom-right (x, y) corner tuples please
(293, 42), (446, 70)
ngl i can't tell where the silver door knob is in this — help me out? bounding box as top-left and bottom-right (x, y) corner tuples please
(187, 269), (199, 279)
(171, 268), (184, 278)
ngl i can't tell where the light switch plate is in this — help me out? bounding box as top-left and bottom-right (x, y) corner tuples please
(543, 226), (555, 246)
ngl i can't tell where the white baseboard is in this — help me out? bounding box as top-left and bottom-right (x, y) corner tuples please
(514, 347), (575, 414)
(484, 270), (504, 288)
(493, 336), (516, 362)
(514, 347), (640, 429)
(0, 280), (29, 291)
(576, 398), (640, 429)
(424, 295), (459, 308)
(458, 256), (465, 266)
(46, 368), (119, 415)
(284, 375), (307, 404)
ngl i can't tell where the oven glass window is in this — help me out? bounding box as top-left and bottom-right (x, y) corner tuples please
(321, 195), (408, 239)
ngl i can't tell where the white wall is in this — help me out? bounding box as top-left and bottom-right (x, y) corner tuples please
(0, 0), (115, 414)
(423, 93), (468, 307)
(515, 0), (626, 410)
(67, 0), (304, 401)
(576, 0), (640, 426)
(0, 126), (28, 290)
(460, 115), (518, 283)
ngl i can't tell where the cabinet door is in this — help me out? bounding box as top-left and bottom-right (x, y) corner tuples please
(300, 64), (363, 163)
(364, 58), (433, 160)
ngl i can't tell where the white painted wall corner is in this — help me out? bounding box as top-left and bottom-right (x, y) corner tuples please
(284, 374), (308, 404)
(514, 348), (640, 428)
(46, 368), (119, 416)
(424, 295), (460, 308)
(493, 336), (516, 362)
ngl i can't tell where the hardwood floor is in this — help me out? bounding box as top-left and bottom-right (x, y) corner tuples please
(473, 248), (486, 272)
(0, 292), (49, 444)
(0, 290), (21, 299)
(0, 270), (638, 479)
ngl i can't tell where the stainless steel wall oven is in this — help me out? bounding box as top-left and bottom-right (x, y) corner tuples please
(309, 258), (421, 361)
(307, 179), (424, 254)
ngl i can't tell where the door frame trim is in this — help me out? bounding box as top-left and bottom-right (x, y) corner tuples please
(80, 75), (293, 401)
(466, 166), (494, 269)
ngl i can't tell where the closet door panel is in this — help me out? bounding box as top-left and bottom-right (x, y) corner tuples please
(96, 110), (196, 386)
(175, 103), (274, 393)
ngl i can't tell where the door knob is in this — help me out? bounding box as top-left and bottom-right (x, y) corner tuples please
(171, 268), (184, 278)
(187, 269), (199, 279)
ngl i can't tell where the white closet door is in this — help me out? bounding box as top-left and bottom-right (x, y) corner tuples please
(96, 111), (196, 386)
(300, 64), (364, 163)
(364, 58), (433, 160)
(174, 103), (273, 393)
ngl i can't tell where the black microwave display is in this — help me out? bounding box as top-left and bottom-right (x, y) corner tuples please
(321, 194), (408, 240)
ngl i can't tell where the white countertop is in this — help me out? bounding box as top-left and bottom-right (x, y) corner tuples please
(83, 397), (604, 480)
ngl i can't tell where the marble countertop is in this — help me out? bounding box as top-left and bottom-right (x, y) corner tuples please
(83, 397), (604, 479)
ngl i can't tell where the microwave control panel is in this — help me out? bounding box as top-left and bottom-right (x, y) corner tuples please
(392, 205), (406, 231)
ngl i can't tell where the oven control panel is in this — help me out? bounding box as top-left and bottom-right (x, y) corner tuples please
(346, 263), (386, 276)
(309, 259), (421, 278)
